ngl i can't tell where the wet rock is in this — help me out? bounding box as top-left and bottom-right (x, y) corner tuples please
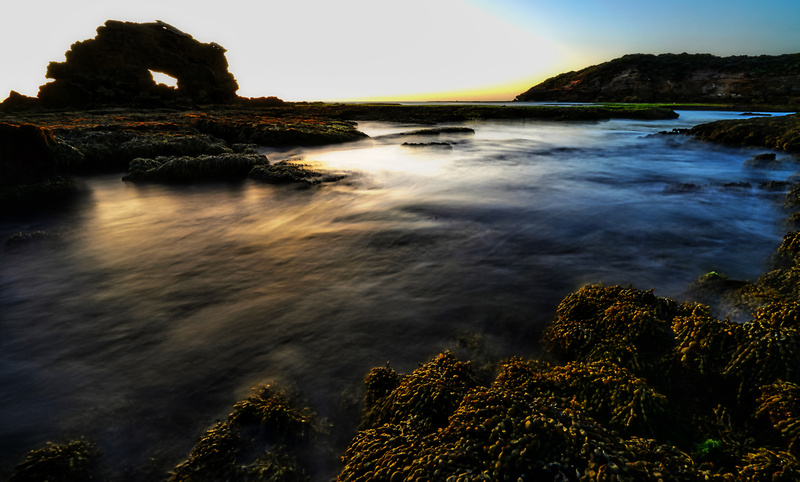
(0, 123), (60, 186)
(5, 230), (60, 248)
(395, 126), (475, 136)
(59, 128), (231, 174)
(189, 114), (367, 147)
(664, 182), (703, 193)
(719, 181), (752, 190)
(401, 141), (453, 148)
(248, 161), (345, 185)
(758, 180), (792, 191)
(690, 114), (800, 152)
(37, 20), (239, 107)
(122, 153), (268, 182)
(0, 122), (82, 209)
(239, 96), (286, 107)
(745, 152), (781, 169)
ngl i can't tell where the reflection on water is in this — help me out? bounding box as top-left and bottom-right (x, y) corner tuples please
(0, 111), (794, 479)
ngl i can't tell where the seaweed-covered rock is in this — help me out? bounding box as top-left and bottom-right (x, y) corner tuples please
(189, 114), (368, 146)
(339, 355), (699, 482)
(690, 113), (800, 152)
(542, 285), (689, 380)
(723, 314), (800, 402)
(9, 440), (100, 482)
(361, 351), (478, 430)
(38, 20), (238, 107)
(58, 128), (231, 174)
(755, 381), (800, 454)
(735, 448), (800, 481)
(171, 385), (315, 482)
(775, 231), (800, 264)
(123, 153), (267, 182)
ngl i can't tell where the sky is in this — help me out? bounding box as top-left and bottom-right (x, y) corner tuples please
(1, 0), (798, 102)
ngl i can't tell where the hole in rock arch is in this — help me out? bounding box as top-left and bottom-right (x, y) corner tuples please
(149, 70), (179, 88)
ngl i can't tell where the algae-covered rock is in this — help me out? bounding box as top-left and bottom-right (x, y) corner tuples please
(9, 440), (100, 482)
(123, 153), (267, 182)
(755, 381), (800, 455)
(171, 385), (315, 482)
(735, 448), (800, 481)
(723, 313), (800, 402)
(690, 113), (800, 152)
(189, 114), (367, 147)
(59, 129), (232, 174)
(339, 354), (699, 482)
(361, 351), (477, 430)
(248, 161), (345, 185)
(541, 284), (689, 381)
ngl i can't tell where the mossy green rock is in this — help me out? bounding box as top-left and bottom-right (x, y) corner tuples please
(123, 153), (268, 182)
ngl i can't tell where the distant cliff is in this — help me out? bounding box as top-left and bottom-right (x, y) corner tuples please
(516, 53), (800, 104)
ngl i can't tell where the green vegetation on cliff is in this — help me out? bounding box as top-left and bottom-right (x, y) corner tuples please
(516, 52), (800, 105)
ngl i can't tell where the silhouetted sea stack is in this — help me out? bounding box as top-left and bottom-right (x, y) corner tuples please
(36, 20), (239, 108)
(516, 52), (800, 104)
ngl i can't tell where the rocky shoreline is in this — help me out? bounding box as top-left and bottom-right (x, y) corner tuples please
(4, 105), (800, 481)
(0, 103), (680, 213)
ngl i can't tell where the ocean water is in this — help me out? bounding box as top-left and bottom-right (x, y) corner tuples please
(0, 110), (795, 479)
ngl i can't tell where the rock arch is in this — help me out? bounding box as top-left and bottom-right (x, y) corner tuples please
(38, 20), (239, 107)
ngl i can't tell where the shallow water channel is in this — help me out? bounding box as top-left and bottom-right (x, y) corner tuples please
(0, 110), (795, 479)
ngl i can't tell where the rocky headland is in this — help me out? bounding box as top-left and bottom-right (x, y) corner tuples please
(516, 52), (800, 105)
(37, 20), (238, 108)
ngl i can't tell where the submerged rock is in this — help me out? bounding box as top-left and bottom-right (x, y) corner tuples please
(745, 152), (781, 169)
(37, 20), (239, 107)
(395, 126), (475, 136)
(5, 230), (60, 248)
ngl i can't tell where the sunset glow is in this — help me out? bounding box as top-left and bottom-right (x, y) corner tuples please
(2, 0), (799, 102)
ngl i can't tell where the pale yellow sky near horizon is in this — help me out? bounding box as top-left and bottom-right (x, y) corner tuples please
(0, 0), (581, 102)
(2, 0), (798, 102)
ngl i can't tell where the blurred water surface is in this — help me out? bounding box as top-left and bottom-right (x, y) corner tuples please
(0, 110), (794, 479)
